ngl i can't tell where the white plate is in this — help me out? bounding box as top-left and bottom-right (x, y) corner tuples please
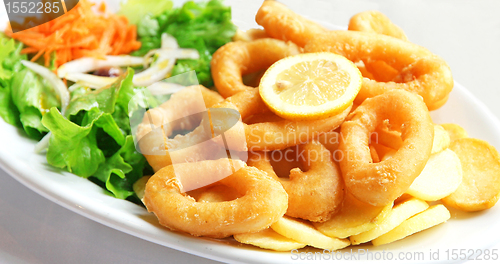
(1, 1), (500, 263)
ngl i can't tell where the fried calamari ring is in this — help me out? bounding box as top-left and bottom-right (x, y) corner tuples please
(255, 0), (327, 48)
(212, 88), (351, 151)
(305, 30), (454, 110)
(349, 11), (410, 84)
(339, 89), (434, 206)
(143, 159), (288, 238)
(136, 85), (225, 172)
(248, 140), (344, 222)
(211, 38), (300, 98)
(348, 11), (408, 41)
(363, 60), (400, 83)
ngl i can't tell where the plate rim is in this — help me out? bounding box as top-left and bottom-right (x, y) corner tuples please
(2, 0), (500, 262)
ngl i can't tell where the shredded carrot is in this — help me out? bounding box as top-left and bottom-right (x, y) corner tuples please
(5, 0), (141, 68)
(31, 48), (45, 62)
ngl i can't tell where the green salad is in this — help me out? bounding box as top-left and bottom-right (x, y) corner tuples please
(133, 0), (236, 87)
(0, 0), (236, 203)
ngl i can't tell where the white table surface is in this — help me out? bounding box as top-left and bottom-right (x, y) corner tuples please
(1, 0), (499, 263)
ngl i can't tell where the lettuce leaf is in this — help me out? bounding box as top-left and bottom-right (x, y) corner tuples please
(0, 35), (25, 127)
(65, 75), (126, 118)
(0, 37), (16, 80)
(118, 0), (173, 25)
(0, 35), (61, 139)
(0, 78), (20, 127)
(0, 34), (25, 79)
(134, 0), (236, 87)
(136, 14), (159, 37)
(10, 69), (60, 139)
(42, 107), (107, 177)
(93, 136), (147, 199)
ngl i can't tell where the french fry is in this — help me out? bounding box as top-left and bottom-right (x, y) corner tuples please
(234, 228), (306, 251)
(406, 149), (462, 201)
(442, 138), (500, 211)
(271, 216), (350, 250)
(372, 204), (450, 246)
(314, 192), (393, 238)
(350, 198), (429, 245)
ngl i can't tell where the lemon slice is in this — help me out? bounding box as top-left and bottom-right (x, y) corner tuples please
(259, 52), (362, 120)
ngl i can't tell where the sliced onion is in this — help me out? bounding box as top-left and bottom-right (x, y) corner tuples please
(134, 33), (199, 87)
(142, 33), (181, 68)
(143, 50), (157, 69)
(133, 49), (200, 87)
(147, 82), (186, 96)
(21, 60), (70, 115)
(133, 58), (176, 87)
(57, 55), (145, 78)
(59, 33), (199, 89)
(65, 73), (118, 89)
(156, 48), (200, 60)
(143, 48), (199, 68)
(161, 33), (179, 49)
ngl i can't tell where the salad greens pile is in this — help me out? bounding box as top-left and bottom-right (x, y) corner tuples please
(0, 35), (24, 128)
(1, 36), (154, 200)
(133, 0), (237, 87)
(0, 35), (59, 140)
(0, 0), (237, 203)
(43, 70), (154, 200)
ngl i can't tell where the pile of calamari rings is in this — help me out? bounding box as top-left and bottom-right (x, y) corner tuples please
(137, 0), (457, 248)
